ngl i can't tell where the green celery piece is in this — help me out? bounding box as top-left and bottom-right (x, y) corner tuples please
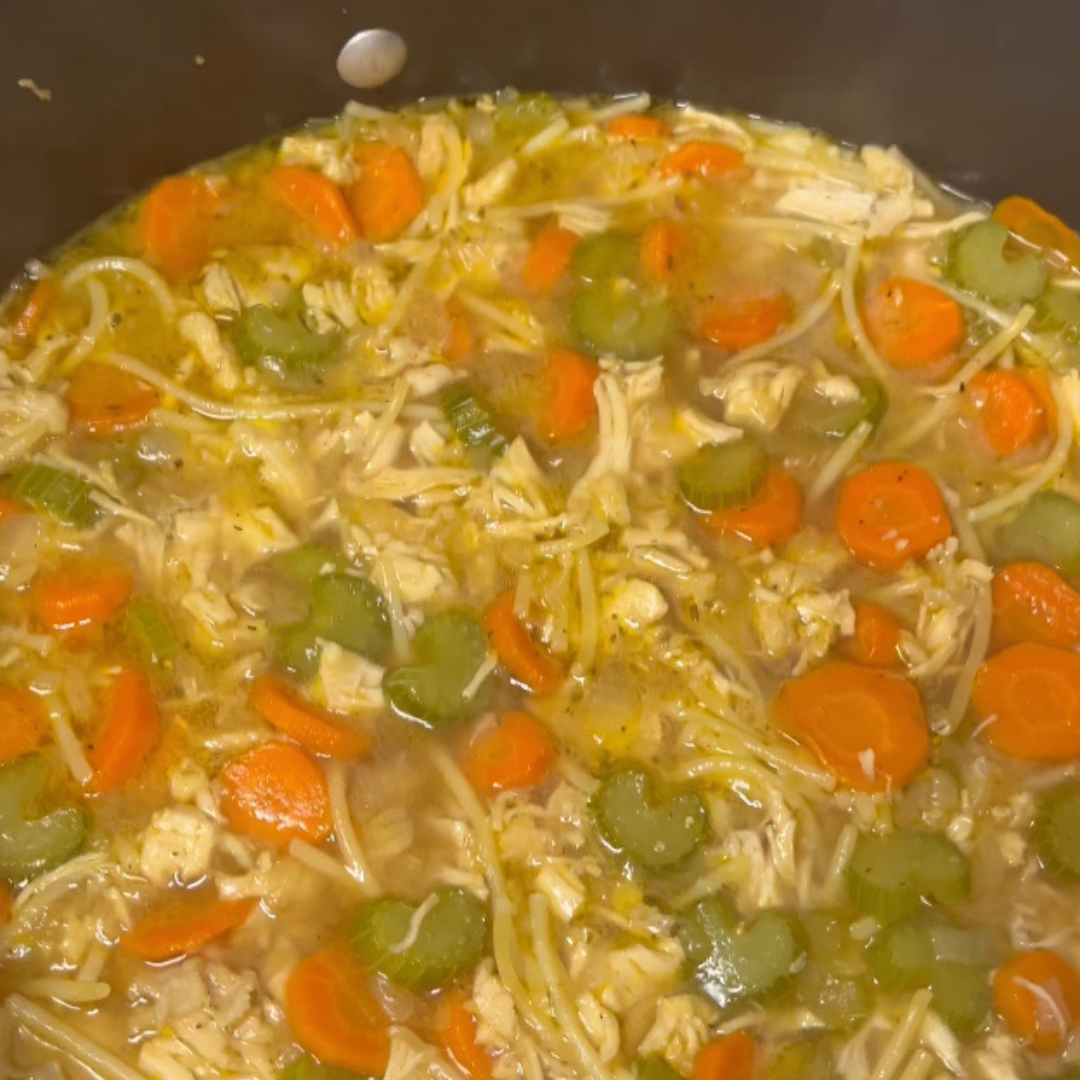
(570, 279), (674, 363)
(948, 220), (1048, 306)
(235, 304), (340, 378)
(3, 463), (105, 528)
(676, 438), (767, 513)
(1032, 783), (1080, 881)
(994, 490), (1080, 573)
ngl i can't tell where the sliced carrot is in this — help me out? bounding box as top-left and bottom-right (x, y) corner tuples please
(88, 667), (159, 794)
(658, 141), (745, 181)
(65, 362), (161, 436)
(483, 590), (564, 697)
(841, 601), (903, 669)
(219, 741), (332, 846)
(539, 348), (600, 443)
(12, 278), (57, 341)
(992, 561), (1080, 651)
(971, 642), (1080, 762)
(700, 294), (789, 351)
(693, 1031), (756, 1080)
(250, 673), (372, 759)
(862, 276), (965, 368)
(32, 559), (133, 636)
(522, 219), (580, 294)
(994, 196), (1080, 269)
(0, 688), (49, 764)
(774, 662), (930, 793)
(138, 175), (220, 281)
(445, 303), (474, 364)
(607, 115), (667, 140)
(703, 465), (803, 548)
(640, 220), (683, 284)
(0, 497), (19, 521)
(993, 949), (1080, 1053)
(267, 166), (359, 248)
(347, 141), (425, 242)
(0, 881), (11, 925)
(436, 989), (495, 1080)
(968, 370), (1050, 456)
(122, 887), (257, 962)
(835, 462), (953, 571)
(462, 711), (556, 796)
(285, 941), (392, 1075)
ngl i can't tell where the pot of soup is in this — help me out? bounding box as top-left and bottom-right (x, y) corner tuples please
(4, 2), (1080, 1078)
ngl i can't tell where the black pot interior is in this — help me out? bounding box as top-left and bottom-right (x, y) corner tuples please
(3, 0), (1078, 284)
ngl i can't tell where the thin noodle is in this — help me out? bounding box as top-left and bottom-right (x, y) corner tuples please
(871, 988), (933, 1080)
(326, 761), (380, 894)
(59, 276), (109, 373)
(62, 257), (176, 322)
(807, 420), (873, 503)
(840, 241), (889, 381)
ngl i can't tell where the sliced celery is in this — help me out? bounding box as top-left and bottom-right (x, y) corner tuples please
(279, 1056), (368, 1080)
(3, 463), (105, 529)
(948, 220), (1048, 306)
(442, 382), (509, 460)
(572, 231), (639, 283)
(787, 377), (887, 442)
(235, 304), (340, 378)
(309, 573), (392, 662)
(994, 490), (1080, 573)
(676, 438), (767, 513)
(571, 279), (674, 363)
(1032, 783), (1080, 881)
(125, 598), (178, 668)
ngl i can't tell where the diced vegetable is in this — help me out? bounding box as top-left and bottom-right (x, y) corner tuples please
(32, 559), (132, 637)
(846, 829), (970, 921)
(493, 92), (560, 143)
(1036, 286), (1080, 342)
(443, 382), (509, 460)
(350, 885), (488, 990)
(383, 610), (491, 727)
(762, 1040), (833, 1080)
(0, 689), (49, 765)
(88, 667), (160, 794)
(462, 711), (555, 795)
(969, 369), (1053, 456)
(138, 175), (220, 281)
(347, 141), (425, 242)
(276, 543), (342, 583)
(993, 949), (1080, 1054)
(862, 277), (965, 368)
(591, 766), (707, 872)
(1031, 783), (1080, 880)
(787, 378), (887, 442)
(795, 968), (869, 1032)
(676, 438), (767, 513)
(867, 914), (995, 1036)
(250, 673), (372, 759)
(635, 1059), (684, 1080)
(266, 167), (358, 248)
(12, 278), (56, 342)
(570, 279), (674, 363)
(994, 195), (1080, 269)
(125, 597), (179, 668)
(310, 573), (392, 662)
(700, 295), (789, 351)
(991, 560), (1080, 650)
(947, 220), (1048, 306)
(65, 362), (161, 436)
(693, 1032), (755, 1080)
(0, 755), (87, 880)
(682, 892), (807, 1010)
(280, 1056), (370, 1080)
(522, 220), (580, 294)
(274, 623), (323, 681)
(122, 888), (257, 962)
(483, 590), (564, 696)
(994, 491), (1080, 573)
(538, 349), (599, 443)
(702, 466), (803, 549)
(3, 463), (105, 529)
(840, 601), (902, 668)
(235, 304), (340, 378)
(436, 988), (495, 1080)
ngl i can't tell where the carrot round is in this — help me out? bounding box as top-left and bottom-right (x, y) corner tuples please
(32, 559), (133, 636)
(0, 688), (49, 764)
(971, 642), (1080, 762)
(267, 166), (359, 248)
(347, 141), (425, 242)
(835, 462), (953, 571)
(285, 941), (392, 1074)
(88, 666), (159, 793)
(862, 276), (965, 368)
(445, 303), (474, 364)
(992, 561), (1080, 651)
(122, 888), (257, 962)
(65, 362), (161, 437)
(12, 278), (57, 341)
(219, 741), (332, 846)
(693, 1031), (756, 1080)
(462, 711), (556, 796)
(658, 141), (745, 180)
(138, 175), (220, 281)
(607, 115), (667, 140)
(640, 220), (683, 284)
(522, 219), (580, 294)
(539, 348), (600, 443)
(841, 601), (903, 669)
(773, 662), (930, 793)
(700, 294), (789, 351)
(250, 673), (372, 759)
(969, 369), (1052, 456)
(994, 196), (1080, 269)
(483, 590), (564, 697)
(703, 465), (802, 548)
(436, 989), (494, 1080)
(993, 949), (1080, 1053)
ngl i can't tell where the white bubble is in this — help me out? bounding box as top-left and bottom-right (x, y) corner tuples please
(336, 28), (407, 90)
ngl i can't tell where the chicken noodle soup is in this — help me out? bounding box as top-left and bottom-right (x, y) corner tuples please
(3, 90), (1080, 1080)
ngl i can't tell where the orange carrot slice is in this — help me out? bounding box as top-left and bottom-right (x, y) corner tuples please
(658, 141), (744, 180)
(123, 888), (257, 962)
(88, 667), (160, 793)
(640, 220), (683, 284)
(841, 601), (903, 669)
(701, 294), (789, 351)
(32, 559), (133, 636)
(65, 362), (161, 436)
(693, 1031), (756, 1080)
(0, 688), (49, 764)
(969, 370), (1051, 456)
(703, 465), (803, 548)
(436, 989), (495, 1080)
(608, 115), (667, 140)
(522, 219), (580, 294)
(138, 175), (220, 281)
(267, 166), (359, 247)
(972, 642), (1080, 762)
(538, 348), (600, 443)
(992, 560), (1080, 651)
(994, 949), (1080, 1053)
(774, 662), (930, 792)
(285, 941), (392, 1074)
(862, 276), (965, 368)
(250, 673), (372, 759)
(462, 711), (556, 796)
(12, 278), (57, 341)
(483, 590), (564, 697)
(219, 741), (332, 846)
(835, 462), (953, 571)
(348, 141), (425, 242)
(994, 196), (1080, 269)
